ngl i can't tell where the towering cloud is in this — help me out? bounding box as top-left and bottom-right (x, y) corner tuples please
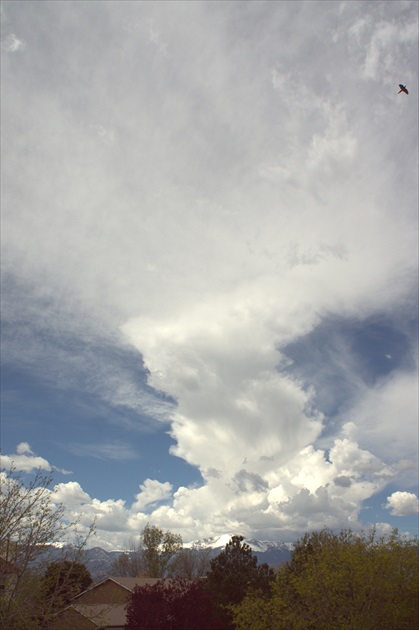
(1, 0), (417, 546)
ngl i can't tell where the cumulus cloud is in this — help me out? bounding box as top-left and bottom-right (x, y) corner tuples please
(56, 431), (411, 543)
(133, 479), (173, 511)
(1, 443), (52, 473)
(1, 443), (72, 475)
(385, 491), (419, 516)
(52, 481), (91, 507)
(16, 442), (33, 455)
(0, 426), (413, 549)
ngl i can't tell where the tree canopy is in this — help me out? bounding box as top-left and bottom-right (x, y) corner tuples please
(42, 560), (92, 610)
(232, 527), (419, 630)
(141, 523), (183, 578)
(111, 524), (183, 578)
(204, 535), (275, 627)
(110, 538), (144, 578)
(168, 544), (212, 580)
(125, 577), (226, 630)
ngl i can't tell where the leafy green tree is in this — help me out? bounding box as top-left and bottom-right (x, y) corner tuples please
(142, 524), (183, 578)
(111, 525), (183, 578)
(204, 535), (275, 628)
(42, 560), (92, 610)
(231, 589), (284, 630)
(231, 528), (419, 630)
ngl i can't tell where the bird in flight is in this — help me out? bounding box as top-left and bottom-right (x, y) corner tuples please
(398, 84), (409, 95)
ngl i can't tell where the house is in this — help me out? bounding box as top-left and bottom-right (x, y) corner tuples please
(48, 576), (166, 630)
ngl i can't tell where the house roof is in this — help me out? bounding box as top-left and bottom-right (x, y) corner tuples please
(52, 577), (181, 629)
(72, 575), (166, 601)
(74, 603), (127, 628)
(107, 576), (163, 590)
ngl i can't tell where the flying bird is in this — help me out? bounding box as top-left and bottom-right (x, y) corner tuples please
(398, 84), (409, 95)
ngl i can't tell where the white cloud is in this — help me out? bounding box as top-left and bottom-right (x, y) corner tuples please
(1, 444), (52, 472)
(59, 433), (410, 542)
(361, 18), (418, 80)
(67, 442), (139, 461)
(1, 0), (418, 545)
(52, 481), (91, 507)
(1, 444), (72, 475)
(133, 479), (173, 511)
(385, 491), (419, 516)
(344, 370), (419, 464)
(1, 422), (413, 548)
(16, 442), (33, 455)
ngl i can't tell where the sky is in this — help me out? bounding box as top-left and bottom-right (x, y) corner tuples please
(1, 0), (418, 550)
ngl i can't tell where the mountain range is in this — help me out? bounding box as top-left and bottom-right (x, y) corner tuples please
(36, 535), (293, 581)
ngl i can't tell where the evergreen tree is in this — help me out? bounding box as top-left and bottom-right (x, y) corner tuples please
(42, 560), (92, 610)
(204, 535), (275, 627)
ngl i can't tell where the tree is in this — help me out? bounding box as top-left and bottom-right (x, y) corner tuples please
(0, 467), (94, 629)
(125, 577), (226, 630)
(204, 535), (275, 627)
(230, 589), (284, 630)
(111, 550), (144, 577)
(111, 525), (183, 578)
(231, 528), (419, 630)
(110, 537), (144, 577)
(141, 523), (183, 578)
(41, 560), (92, 611)
(168, 544), (212, 580)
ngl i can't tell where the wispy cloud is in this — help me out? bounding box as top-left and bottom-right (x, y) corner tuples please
(66, 441), (139, 461)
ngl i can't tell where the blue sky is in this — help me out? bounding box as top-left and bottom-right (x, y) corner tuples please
(1, 0), (418, 549)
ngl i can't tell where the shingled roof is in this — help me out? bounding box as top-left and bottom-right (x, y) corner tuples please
(49, 576), (174, 630)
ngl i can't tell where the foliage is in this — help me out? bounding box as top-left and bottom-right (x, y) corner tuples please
(168, 544), (212, 580)
(41, 560), (92, 610)
(125, 576), (226, 630)
(140, 523), (183, 578)
(0, 467), (94, 629)
(111, 524), (183, 578)
(205, 535), (275, 606)
(204, 535), (275, 628)
(231, 528), (419, 630)
(231, 589), (284, 630)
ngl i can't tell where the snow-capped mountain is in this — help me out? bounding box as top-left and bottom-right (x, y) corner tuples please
(33, 536), (292, 581)
(184, 534), (292, 566)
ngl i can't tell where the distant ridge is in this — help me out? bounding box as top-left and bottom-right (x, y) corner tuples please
(35, 536), (292, 581)
(185, 533), (293, 553)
